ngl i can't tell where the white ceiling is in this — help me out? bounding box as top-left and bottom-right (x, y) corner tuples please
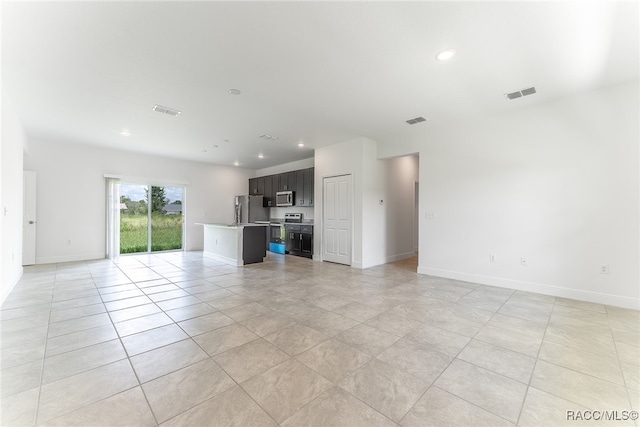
(3, 1), (638, 169)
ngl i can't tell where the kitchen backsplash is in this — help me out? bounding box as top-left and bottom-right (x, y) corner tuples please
(270, 206), (314, 220)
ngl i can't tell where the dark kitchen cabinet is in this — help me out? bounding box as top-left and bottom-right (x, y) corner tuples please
(249, 177), (264, 195)
(295, 170), (305, 205)
(285, 224), (313, 258)
(248, 168), (314, 206)
(263, 176), (273, 207)
(285, 225), (301, 253)
(278, 171), (296, 191)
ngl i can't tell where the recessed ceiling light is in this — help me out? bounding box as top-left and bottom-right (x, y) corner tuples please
(298, 143), (304, 147)
(234, 161), (239, 166)
(436, 49), (456, 61)
(228, 89), (241, 95)
(258, 153), (264, 159)
(120, 131), (130, 136)
(259, 134), (279, 140)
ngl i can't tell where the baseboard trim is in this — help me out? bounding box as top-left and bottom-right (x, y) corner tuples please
(386, 251), (416, 263)
(36, 252), (105, 265)
(1, 267), (24, 306)
(417, 266), (639, 310)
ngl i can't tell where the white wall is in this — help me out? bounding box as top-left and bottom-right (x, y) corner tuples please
(378, 81), (639, 309)
(382, 155), (419, 262)
(255, 157), (314, 177)
(23, 139), (254, 264)
(1, 95), (26, 304)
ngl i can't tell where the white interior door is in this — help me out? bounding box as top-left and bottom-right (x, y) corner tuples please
(323, 174), (352, 265)
(23, 171), (37, 265)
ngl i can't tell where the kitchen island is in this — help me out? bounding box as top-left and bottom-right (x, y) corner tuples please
(197, 223), (268, 266)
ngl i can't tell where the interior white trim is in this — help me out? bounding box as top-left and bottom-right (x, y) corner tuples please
(417, 266), (640, 310)
(36, 252), (105, 265)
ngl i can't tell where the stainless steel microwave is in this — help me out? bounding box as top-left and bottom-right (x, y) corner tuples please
(276, 191), (294, 207)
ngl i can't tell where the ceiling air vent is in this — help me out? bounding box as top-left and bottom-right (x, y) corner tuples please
(406, 116), (426, 125)
(152, 104), (181, 116)
(505, 86), (537, 100)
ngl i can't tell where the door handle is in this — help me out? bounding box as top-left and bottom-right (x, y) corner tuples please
(29, 220), (35, 224)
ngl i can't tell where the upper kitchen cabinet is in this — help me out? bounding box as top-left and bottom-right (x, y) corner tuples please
(263, 176), (273, 207)
(278, 171), (297, 192)
(250, 167), (314, 207)
(248, 177), (265, 195)
(295, 168), (314, 206)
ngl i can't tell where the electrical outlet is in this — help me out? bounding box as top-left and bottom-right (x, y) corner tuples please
(489, 253), (496, 263)
(67, 239), (71, 246)
(520, 257), (528, 266)
(600, 264), (609, 274)
(425, 211), (436, 220)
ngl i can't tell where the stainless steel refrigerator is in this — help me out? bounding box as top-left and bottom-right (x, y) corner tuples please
(234, 195), (269, 224)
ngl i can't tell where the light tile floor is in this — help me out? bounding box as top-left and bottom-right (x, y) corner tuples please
(1, 252), (639, 426)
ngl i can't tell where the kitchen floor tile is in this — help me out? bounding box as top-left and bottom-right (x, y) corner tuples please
(531, 360), (631, 411)
(364, 312), (423, 337)
(474, 324), (542, 357)
(130, 338), (208, 383)
(177, 311), (235, 336)
(538, 339), (625, 385)
(165, 302), (217, 322)
(263, 323), (330, 356)
(457, 339), (536, 384)
(376, 338), (452, 383)
(42, 339), (127, 384)
(107, 303), (163, 323)
(400, 386), (514, 427)
(518, 387), (592, 427)
(331, 301), (387, 322)
(297, 338), (371, 383)
(0, 359), (43, 398)
(0, 386), (39, 426)
(213, 338), (289, 383)
(45, 324), (118, 357)
(193, 323), (259, 356)
(335, 323), (401, 356)
(338, 358), (432, 422)
(281, 386), (395, 427)
(434, 359), (527, 423)
(37, 359), (138, 424)
(39, 386), (156, 427)
(161, 385), (276, 427)
(241, 359), (333, 423)
(142, 359), (236, 423)
(120, 323), (189, 356)
(4, 253), (640, 427)
(114, 312), (174, 337)
(404, 324), (471, 357)
(240, 311), (296, 336)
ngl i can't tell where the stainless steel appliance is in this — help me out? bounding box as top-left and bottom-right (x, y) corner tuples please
(275, 191), (294, 207)
(234, 195), (269, 224)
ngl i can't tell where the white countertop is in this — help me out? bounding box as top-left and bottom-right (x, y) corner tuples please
(196, 223), (268, 228)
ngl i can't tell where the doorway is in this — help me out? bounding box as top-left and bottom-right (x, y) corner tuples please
(119, 183), (184, 254)
(22, 171), (37, 265)
(322, 174), (352, 265)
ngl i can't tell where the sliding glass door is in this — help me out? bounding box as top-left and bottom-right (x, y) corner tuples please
(119, 183), (184, 254)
